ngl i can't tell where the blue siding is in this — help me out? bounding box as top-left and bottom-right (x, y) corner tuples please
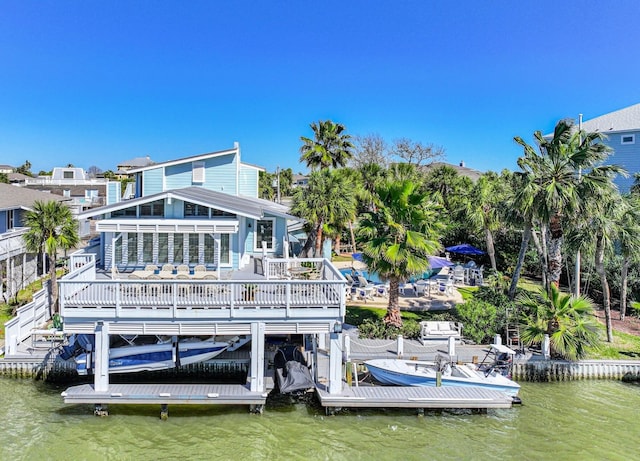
(604, 130), (640, 193)
(0, 210), (6, 233)
(143, 168), (164, 196)
(163, 154), (237, 194)
(167, 199), (184, 219)
(238, 166), (258, 197)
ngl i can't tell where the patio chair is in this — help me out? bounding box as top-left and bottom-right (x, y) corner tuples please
(145, 264), (158, 272)
(161, 263), (174, 272)
(414, 280), (429, 296)
(453, 265), (465, 285)
(176, 264), (190, 274)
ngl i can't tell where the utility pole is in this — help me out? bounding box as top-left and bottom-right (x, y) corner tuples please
(273, 166), (281, 204)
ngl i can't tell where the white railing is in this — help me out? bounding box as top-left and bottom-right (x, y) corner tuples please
(60, 277), (346, 322)
(3, 282), (51, 356)
(263, 257), (344, 282)
(0, 227), (28, 260)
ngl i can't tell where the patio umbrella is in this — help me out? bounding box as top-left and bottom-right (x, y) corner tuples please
(428, 255), (454, 269)
(445, 243), (485, 256)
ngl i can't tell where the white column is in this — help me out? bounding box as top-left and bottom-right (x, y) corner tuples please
(328, 332), (342, 395)
(250, 322), (265, 392)
(494, 334), (502, 346)
(397, 335), (404, 358)
(448, 336), (456, 357)
(343, 335), (351, 362)
(317, 332), (326, 350)
(94, 321), (110, 392)
(543, 334), (551, 359)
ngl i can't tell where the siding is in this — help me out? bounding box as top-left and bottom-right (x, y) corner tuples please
(164, 154), (237, 194)
(107, 182), (120, 205)
(0, 210), (6, 233)
(238, 166), (258, 198)
(142, 168), (164, 196)
(605, 130), (640, 193)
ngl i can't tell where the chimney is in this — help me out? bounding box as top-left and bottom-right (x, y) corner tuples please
(459, 161), (465, 167)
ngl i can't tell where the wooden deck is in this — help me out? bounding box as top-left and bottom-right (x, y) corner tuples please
(316, 384), (514, 409)
(61, 383), (268, 406)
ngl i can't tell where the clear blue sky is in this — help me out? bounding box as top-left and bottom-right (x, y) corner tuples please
(1, 1), (639, 175)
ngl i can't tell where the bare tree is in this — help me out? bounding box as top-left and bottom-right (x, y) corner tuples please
(87, 165), (102, 178)
(391, 138), (445, 165)
(350, 133), (390, 168)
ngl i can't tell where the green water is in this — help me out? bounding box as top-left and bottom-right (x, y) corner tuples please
(0, 379), (638, 461)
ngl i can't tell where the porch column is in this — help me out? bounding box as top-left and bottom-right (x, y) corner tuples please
(249, 322), (265, 392)
(94, 321), (110, 392)
(329, 332), (343, 394)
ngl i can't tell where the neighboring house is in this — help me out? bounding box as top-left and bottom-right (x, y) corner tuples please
(0, 165), (13, 174)
(79, 144), (300, 272)
(0, 184), (69, 301)
(21, 167), (122, 226)
(116, 155), (155, 179)
(291, 174), (309, 188)
(425, 161), (483, 181)
(577, 103), (640, 193)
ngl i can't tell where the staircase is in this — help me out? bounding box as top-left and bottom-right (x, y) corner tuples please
(506, 309), (521, 351)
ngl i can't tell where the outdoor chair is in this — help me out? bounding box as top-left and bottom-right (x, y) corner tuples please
(176, 264), (190, 274)
(453, 265), (465, 285)
(161, 263), (174, 272)
(145, 264), (158, 272)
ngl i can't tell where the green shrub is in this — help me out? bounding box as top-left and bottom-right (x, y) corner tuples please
(357, 318), (421, 340)
(454, 299), (499, 344)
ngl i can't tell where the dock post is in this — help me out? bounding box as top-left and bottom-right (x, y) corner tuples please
(249, 322), (265, 392)
(543, 334), (550, 359)
(160, 404), (169, 421)
(447, 336), (456, 357)
(343, 335), (350, 362)
(328, 332), (342, 394)
(94, 321), (110, 392)
(397, 335), (404, 358)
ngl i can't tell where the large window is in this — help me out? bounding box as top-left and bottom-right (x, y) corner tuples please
(143, 234), (154, 263)
(158, 233), (168, 263)
(188, 234), (199, 263)
(204, 234), (215, 264)
(114, 236), (123, 265)
(203, 234), (230, 266)
(184, 202), (209, 217)
(173, 233), (184, 263)
(211, 209), (235, 217)
(6, 209), (14, 230)
(220, 234), (230, 264)
(139, 199), (164, 217)
(255, 218), (275, 251)
(127, 233), (138, 265)
(111, 206), (136, 217)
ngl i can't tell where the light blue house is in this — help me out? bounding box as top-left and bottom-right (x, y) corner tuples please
(579, 103), (640, 193)
(79, 144), (299, 273)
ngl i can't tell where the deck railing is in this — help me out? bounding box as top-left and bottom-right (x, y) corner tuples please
(59, 257), (347, 322)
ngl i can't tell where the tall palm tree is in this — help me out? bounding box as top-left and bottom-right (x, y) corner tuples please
(518, 284), (600, 360)
(357, 179), (444, 327)
(299, 120), (353, 170)
(618, 194), (640, 320)
(290, 169), (356, 257)
(514, 119), (621, 290)
(23, 200), (79, 314)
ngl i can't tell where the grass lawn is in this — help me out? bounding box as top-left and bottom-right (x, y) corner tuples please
(587, 326), (640, 359)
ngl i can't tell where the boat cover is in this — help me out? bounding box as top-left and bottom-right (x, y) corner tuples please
(278, 361), (315, 394)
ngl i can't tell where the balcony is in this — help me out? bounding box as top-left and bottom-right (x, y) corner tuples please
(59, 255), (347, 335)
(0, 227), (28, 261)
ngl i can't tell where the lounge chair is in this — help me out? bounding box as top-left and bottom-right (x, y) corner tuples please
(356, 275), (373, 288)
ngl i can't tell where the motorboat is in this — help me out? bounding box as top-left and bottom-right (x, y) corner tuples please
(364, 345), (520, 397)
(73, 335), (237, 375)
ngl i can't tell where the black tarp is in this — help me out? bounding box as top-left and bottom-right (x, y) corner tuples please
(274, 345), (315, 394)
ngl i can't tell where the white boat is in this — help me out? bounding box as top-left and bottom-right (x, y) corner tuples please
(75, 336), (237, 375)
(365, 345), (521, 397)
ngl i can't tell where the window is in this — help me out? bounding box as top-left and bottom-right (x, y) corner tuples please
(188, 234), (199, 263)
(204, 234), (215, 264)
(211, 208), (235, 217)
(173, 233), (184, 263)
(622, 134), (635, 145)
(114, 236), (123, 265)
(111, 206), (136, 217)
(204, 234), (230, 266)
(158, 233), (168, 263)
(192, 161), (205, 183)
(6, 209), (14, 229)
(63, 170), (74, 179)
(139, 199), (164, 217)
(63, 190), (71, 198)
(127, 233), (138, 265)
(85, 189), (99, 199)
(143, 234), (154, 263)
(220, 234), (230, 264)
(184, 202), (209, 217)
(255, 218), (275, 251)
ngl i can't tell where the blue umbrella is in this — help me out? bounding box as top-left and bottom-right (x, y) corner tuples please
(428, 255), (454, 269)
(445, 244), (485, 256)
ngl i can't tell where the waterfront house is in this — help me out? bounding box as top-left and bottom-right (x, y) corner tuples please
(58, 144), (346, 401)
(0, 184), (69, 301)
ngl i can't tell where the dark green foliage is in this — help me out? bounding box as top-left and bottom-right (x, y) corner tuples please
(357, 318), (421, 340)
(454, 299), (499, 345)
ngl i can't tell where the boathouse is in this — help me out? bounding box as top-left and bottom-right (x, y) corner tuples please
(58, 144), (347, 408)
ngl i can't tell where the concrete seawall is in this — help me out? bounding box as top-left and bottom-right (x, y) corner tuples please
(513, 360), (640, 382)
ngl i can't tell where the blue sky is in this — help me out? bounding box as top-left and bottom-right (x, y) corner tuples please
(1, 1), (639, 175)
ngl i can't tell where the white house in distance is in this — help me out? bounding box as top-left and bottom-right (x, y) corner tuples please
(58, 143), (346, 400)
(578, 103), (640, 193)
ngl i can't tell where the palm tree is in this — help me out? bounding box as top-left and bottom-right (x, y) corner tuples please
(618, 194), (640, 320)
(23, 200), (79, 314)
(290, 169), (357, 257)
(357, 178), (444, 327)
(299, 120), (353, 170)
(518, 284), (600, 360)
(514, 119), (621, 290)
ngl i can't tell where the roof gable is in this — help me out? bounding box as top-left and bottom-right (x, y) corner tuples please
(579, 103), (640, 134)
(127, 147), (239, 174)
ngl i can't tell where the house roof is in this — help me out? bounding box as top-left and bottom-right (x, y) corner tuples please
(77, 186), (300, 221)
(117, 156), (155, 169)
(578, 103), (640, 134)
(425, 162), (483, 181)
(127, 147), (238, 174)
(0, 183), (69, 211)
(7, 172), (31, 182)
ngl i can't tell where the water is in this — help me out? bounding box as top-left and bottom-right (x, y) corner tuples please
(1, 379), (638, 461)
(340, 269), (438, 285)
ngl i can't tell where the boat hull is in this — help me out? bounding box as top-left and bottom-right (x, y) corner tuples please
(365, 359), (520, 397)
(75, 340), (229, 375)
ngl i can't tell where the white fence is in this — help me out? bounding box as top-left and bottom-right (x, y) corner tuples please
(3, 282), (51, 357)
